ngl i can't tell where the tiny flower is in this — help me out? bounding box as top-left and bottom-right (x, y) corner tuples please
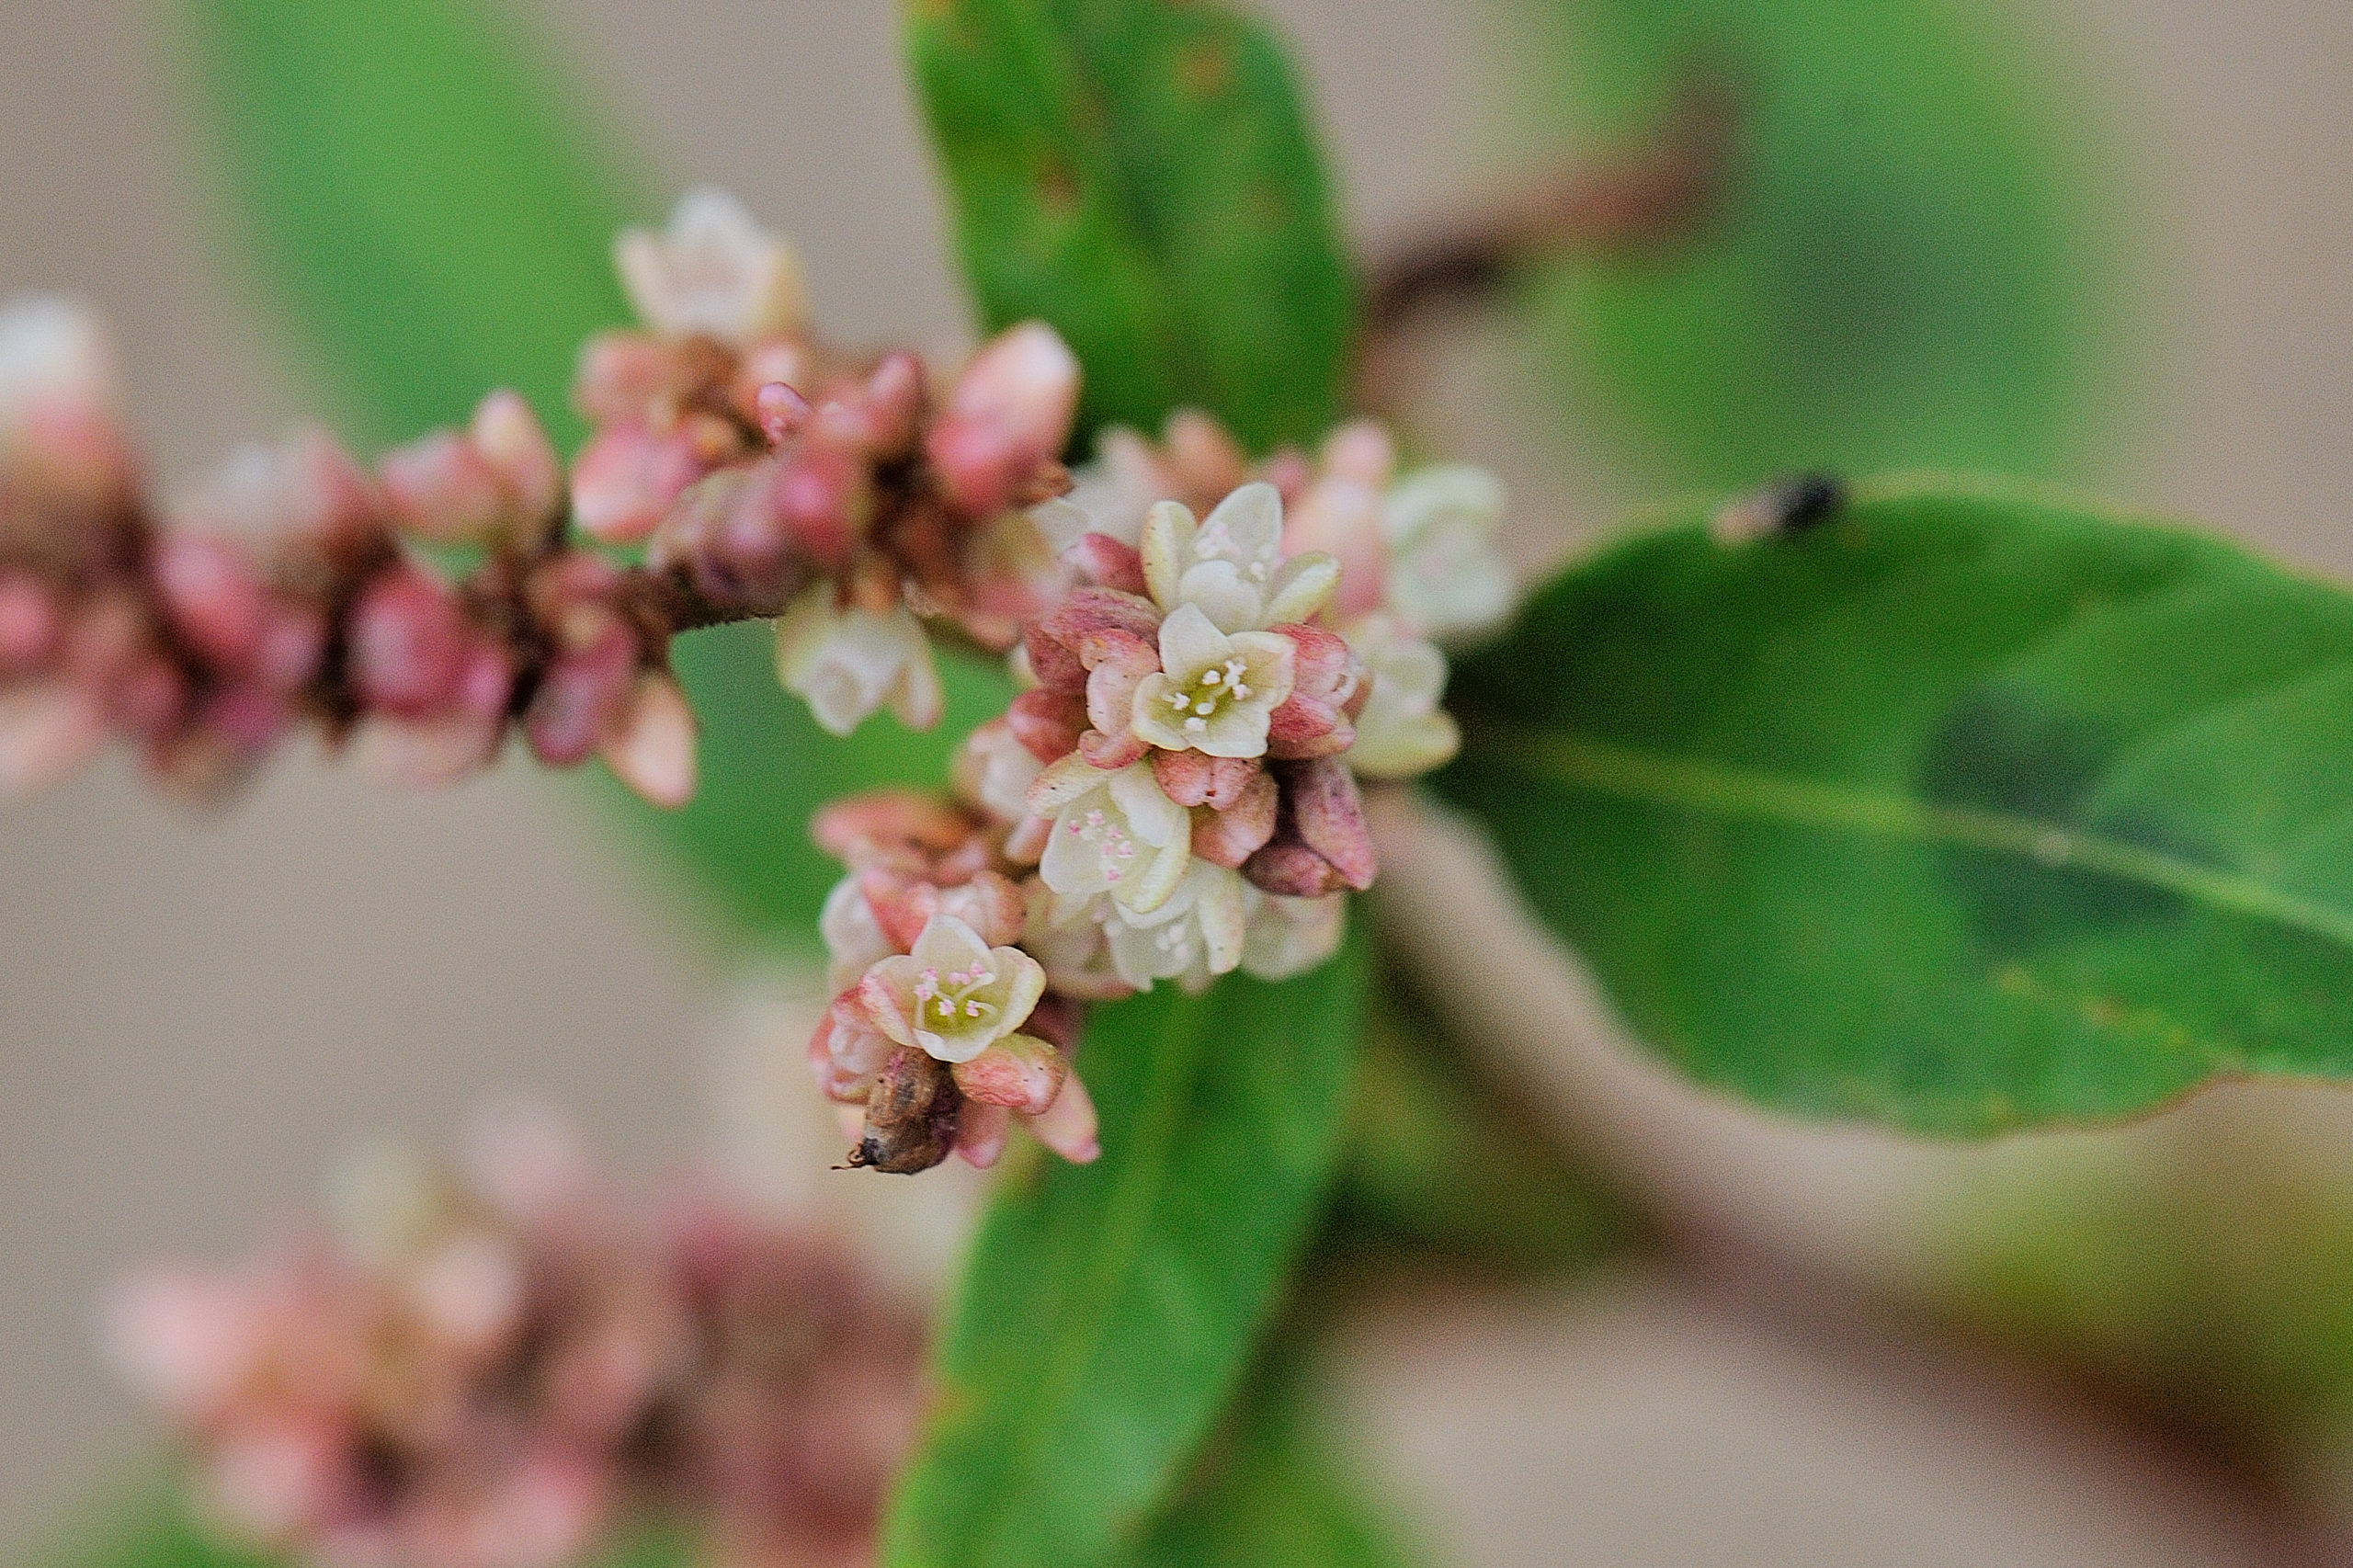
(1381, 464), (1515, 642)
(858, 914), (1046, 1065)
(1342, 611), (1460, 778)
(614, 187), (807, 347)
(1032, 756), (1192, 915)
(0, 292), (114, 437)
(1130, 601), (1296, 759)
(773, 585), (943, 736)
(1098, 859), (1251, 993)
(1141, 484), (1337, 632)
(1241, 891), (1347, 982)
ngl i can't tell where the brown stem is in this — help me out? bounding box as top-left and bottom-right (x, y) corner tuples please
(1353, 73), (1742, 413)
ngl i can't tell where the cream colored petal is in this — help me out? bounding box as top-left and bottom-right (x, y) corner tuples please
(1141, 500), (1198, 609)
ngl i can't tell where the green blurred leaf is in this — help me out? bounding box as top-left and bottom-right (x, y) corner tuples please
(176, 0), (1007, 949)
(1132, 1363), (1419, 1568)
(1511, 0), (2121, 485)
(21, 1485), (277, 1568)
(1327, 981), (1627, 1277)
(904, 0), (1355, 453)
(883, 929), (1371, 1568)
(1438, 477), (2353, 1131)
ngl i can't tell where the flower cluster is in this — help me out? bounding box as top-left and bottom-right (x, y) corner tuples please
(807, 419), (1510, 1173)
(105, 1109), (922, 1568)
(0, 188), (1078, 803)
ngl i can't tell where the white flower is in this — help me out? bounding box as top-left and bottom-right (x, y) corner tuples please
(0, 293), (113, 437)
(1241, 892), (1347, 982)
(1344, 611), (1460, 778)
(774, 585), (944, 736)
(1022, 878), (1130, 1000)
(1100, 860), (1251, 993)
(1032, 756), (1191, 915)
(858, 914), (1047, 1064)
(614, 187), (807, 346)
(1141, 484), (1337, 632)
(1130, 601), (1295, 759)
(819, 875), (894, 995)
(1381, 464), (1515, 642)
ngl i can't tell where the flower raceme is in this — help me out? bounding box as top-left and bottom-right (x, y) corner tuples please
(0, 189), (1081, 801)
(810, 461), (1498, 1173)
(104, 1109), (922, 1568)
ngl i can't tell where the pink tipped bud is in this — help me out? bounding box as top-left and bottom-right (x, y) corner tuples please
(951, 1032), (1069, 1113)
(0, 679), (107, 794)
(1007, 687), (1086, 765)
(1163, 410), (1251, 502)
(378, 428), (506, 543)
(571, 426), (710, 545)
(859, 351), (926, 458)
(349, 566), (469, 718)
(523, 618), (637, 767)
(571, 330), (683, 426)
(1192, 767), (1279, 868)
(1024, 1070), (1099, 1165)
(153, 535), (269, 669)
(254, 605), (326, 695)
(599, 670), (697, 808)
(471, 390), (563, 529)
(1064, 532), (1147, 596)
(754, 381), (812, 445)
(1264, 623), (1364, 759)
(926, 323), (1079, 517)
(954, 1102), (1013, 1169)
(1283, 478), (1387, 620)
(773, 441), (864, 568)
(0, 573), (60, 674)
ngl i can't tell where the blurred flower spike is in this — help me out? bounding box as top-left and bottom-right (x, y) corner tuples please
(103, 1108), (924, 1568)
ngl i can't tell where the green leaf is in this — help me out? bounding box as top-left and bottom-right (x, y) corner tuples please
(176, 0), (1006, 949)
(882, 928), (1371, 1568)
(1438, 477), (2353, 1132)
(1508, 0), (2123, 485)
(904, 0), (1355, 454)
(1325, 978), (1626, 1277)
(1131, 1363), (1419, 1568)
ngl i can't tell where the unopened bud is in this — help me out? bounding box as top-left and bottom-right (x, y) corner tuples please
(348, 566), (469, 718)
(925, 323), (1078, 517)
(754, 381), (812, 445)
(598, 670), (697, 808)
(950, 1032), (1068, 1113)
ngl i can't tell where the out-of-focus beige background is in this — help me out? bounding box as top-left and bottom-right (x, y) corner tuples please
(1, 3), (2349, 1564)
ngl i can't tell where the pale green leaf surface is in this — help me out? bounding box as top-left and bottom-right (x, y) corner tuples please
(1440, 479), (2353, 1131)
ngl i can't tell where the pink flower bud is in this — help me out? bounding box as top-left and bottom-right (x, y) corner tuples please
(471, 390), (563, 528)
(1064, 532), (1147, 596)
(951, 1032), (1069, 1112)
(599, 670), (697, 808)
(925, 323), (1079, 517)
(1263, 623), (1364, 760)
(754, 381), (811, 445)
(1163, 411), (1250, 504)
(953, 1102), (1013, 1170)
(810, 997), (895, 1104)
(0, 572), (60, 673)
(378, 428), (506, 543)
(571, 426), (710, 545)
(523, 612), (637, 767)
(349, 566), (469, 718)
(1282, 477), (1387, 620)
(255, 604), (326, 695)
(1023, 1069), (1099, 1165)
(774, 440), (865, 568)
(1244, 758), (1377, 895)
(1191, 767), (1279, 868)
(859, 352), (926, 459)
(1025, 587), (1163, 695)
(0, 679), (107, 794)
(1149, 750), (1258, 811)
(1007, 687), (1086, 764)
(571, 330), (685, 426)
(153, 535), (268, 669)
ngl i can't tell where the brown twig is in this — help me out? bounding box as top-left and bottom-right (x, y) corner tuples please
(1353, 74), (1743, 413)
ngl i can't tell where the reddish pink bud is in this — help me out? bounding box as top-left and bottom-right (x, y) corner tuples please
(571, 330), (686, 426)
(452, 641), (516, 720)
(349, 566), (469, 718)
(754, 381), (811, 445)
(925, 323), (1079, 517)
(1024, 1069), (1099, 1165)
(0, 679), (107, 794)
(1064, 533), (1147, 595)
(811, 788), (980, 865)
(954, 1102), (1013, 1170)
(599, 670), (697, 808)
(1026, 587), (1163, 694)
(1245, 758), (1377, 895)
(1008, 687), (1086, 764)
(774, 441), (864, 568)
(859, 352), (926, 458)
(1025, 991), (1085, 1051)
(523, 614), (637, 767)
(254, 605), (326, 695)
(951, 1033), (1069, 1112)
(111, 656), (188, 743)
(571, 426), (710, 545)
(153, 535), (268, 669)
(471, 389), (563, 530)
(378, 428), (505, 542)
(1192, 767), (1279, 868)
(1264, 623), (1364, 760)
(0, 572), (59, 673)
(1150, 750), (1257, 811)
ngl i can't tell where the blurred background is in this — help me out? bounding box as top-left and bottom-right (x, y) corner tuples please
(2, 2), (2351, 1564)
